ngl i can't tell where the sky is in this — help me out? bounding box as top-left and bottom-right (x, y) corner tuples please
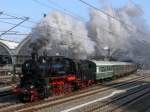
(0, 0), (149, 42)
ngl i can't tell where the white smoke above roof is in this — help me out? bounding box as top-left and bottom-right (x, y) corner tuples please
(30, 11), (95, 59)
(87, 2), (150, 68)
(87, 7), (131, 56)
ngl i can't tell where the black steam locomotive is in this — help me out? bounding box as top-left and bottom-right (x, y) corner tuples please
(13, 52), (96, 102)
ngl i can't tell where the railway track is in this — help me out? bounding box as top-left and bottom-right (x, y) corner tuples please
(0, 71), (149, 112)
(84, 82), (150, 112)
(113, 90), (150, 112)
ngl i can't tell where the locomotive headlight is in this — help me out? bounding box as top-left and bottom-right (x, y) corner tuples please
(30, 85), (34, 89)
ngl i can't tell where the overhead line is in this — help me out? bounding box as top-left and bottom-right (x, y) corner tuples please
(0, 11), (35, 41)
(3, 33), (29, 35)
(0, 11), (37, 28)
(0, 10), (38, 25)
(0, 17), (29, 37)
(0, 18), (23, 19)
(78, 0), (121, 20)
(0, 20), (32, 29)
(2, 13), (25, 20)
(3, 12), (37, 24)
(47, 0), (85, 21)
(32, 0), (84, 21)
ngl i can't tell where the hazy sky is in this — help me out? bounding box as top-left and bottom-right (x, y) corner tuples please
(0, 0), (149, 41)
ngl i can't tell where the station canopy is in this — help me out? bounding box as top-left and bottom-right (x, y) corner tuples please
(0, 39), (19, 50)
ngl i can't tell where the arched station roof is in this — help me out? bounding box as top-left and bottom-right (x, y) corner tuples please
(0, 39), (19, 64)
(0, 39), (19, 50)
(0, 39), (19, 55)
(16, 35), (32, 55)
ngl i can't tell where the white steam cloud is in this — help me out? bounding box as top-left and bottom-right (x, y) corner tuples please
(87, 2), (150, 69)
(30, 11), (95, 59)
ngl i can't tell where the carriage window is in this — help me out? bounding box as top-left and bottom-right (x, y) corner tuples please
(108, 66), (111, 71)
(97, 67), (99, 72)
(101, 67), (105, 72)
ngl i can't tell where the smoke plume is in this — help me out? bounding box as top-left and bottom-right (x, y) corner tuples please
(87, 1), (150, 69)
(30, 11), (95, 59)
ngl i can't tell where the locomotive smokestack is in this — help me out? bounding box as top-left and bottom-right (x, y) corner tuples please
(31, 48), (38, 61)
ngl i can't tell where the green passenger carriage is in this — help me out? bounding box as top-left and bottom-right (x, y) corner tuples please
(90, 60), (137, 80)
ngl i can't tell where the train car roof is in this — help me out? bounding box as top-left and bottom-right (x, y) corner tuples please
(90, 60), (132, 66)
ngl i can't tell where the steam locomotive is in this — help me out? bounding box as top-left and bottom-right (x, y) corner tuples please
(12, 52), (137, 102)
